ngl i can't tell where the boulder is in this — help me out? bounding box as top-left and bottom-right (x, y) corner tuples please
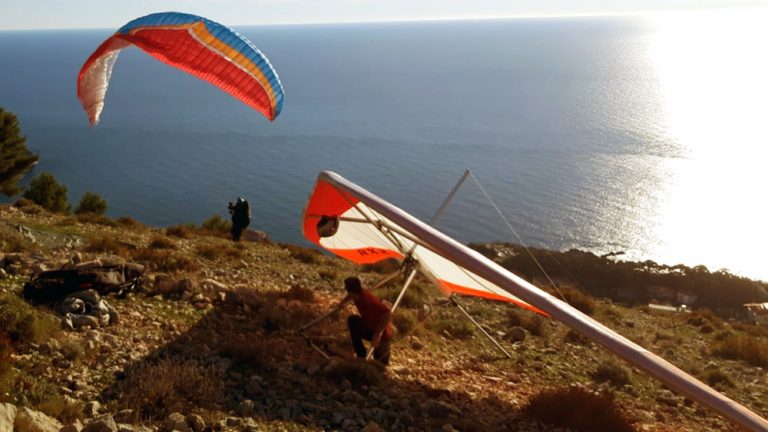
(13, 407), (62, 432)
(82, 414), (117, 432)
(0, 403), (17, 432)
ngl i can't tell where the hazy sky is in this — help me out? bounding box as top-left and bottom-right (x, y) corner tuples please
(0, 0), (766, 30)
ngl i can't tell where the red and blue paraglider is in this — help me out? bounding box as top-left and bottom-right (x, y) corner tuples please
(77, 12), (285, 125)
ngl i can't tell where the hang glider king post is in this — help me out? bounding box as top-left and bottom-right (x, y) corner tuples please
(299, 170), (513, 360)
(299, 170), (768, 432)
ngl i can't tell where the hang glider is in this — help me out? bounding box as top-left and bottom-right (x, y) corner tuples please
(77, 12), (285, 125)
(301, 170), (768, 432)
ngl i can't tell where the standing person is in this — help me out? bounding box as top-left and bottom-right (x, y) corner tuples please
(343, 276), (392, 365)
(228, 197), (251, 242)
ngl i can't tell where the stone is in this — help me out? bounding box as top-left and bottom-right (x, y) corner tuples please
(0, 268), (8, 280)
(83, 401), (101, 417)
(14, 407), (62, 432)
(82, 414), (118, 432)
(164, 412), (188, 432)
(424, 400), (462, 418)
(237, 399), (254, 417)
(0, 403), (17, 432)
(362, 421), (384, 432)
(184, 414), (205, 432)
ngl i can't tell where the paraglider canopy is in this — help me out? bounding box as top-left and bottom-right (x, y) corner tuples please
(77, 12), (285, 125)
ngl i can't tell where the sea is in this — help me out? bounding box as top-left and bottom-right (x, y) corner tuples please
(1, 10), (767, 281)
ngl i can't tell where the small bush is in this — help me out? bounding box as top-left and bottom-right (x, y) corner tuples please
(711, 333), (768, 368)
(286, 284), (315, 302)
(149, 235), (176, 250)
(559, 286), (595, 315)
(74, 213), (116, 226)
(0, 293), (59, 346)
(687, 309), (722, 329)
(507, 309), (548, 337)
(318, 269), (338, 281)
(22, 172), (70, 213)
(564, 329), (590, 345)
(702, 369), (734, 388)
(201, 215), (230, 233)
(13, 198), (44, 214)
(324, 359), (385, 387)
(524, 387), (635, 432)
(0, 224), (35, 253)
(0, 333), (12, 388)
(590, 360), (631, 386)
(116, 216), (142, 228)
(75, 191), (107, 215)
(392, 309), (419, 336)
(428, 317), (474, 340)
(131, 248), (198, 273)
(361, 258), (401, 274)
(85, 235), (131, 255)
(281, 243), (323, 264)
(59, 339), (84, 361)
(114, 356), (223, 420)
(165, 225), (195, 239)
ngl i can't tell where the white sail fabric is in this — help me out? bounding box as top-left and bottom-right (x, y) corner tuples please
(302, 171), (768, 432)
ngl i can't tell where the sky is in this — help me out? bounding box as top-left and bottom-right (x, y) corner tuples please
(1, 0), (767, 30)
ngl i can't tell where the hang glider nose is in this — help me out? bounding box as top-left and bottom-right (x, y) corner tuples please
(301, 172), (546, 315)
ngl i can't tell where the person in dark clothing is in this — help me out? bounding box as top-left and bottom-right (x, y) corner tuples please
(228, 197), (251, 242)
(342, 276), (392, 365)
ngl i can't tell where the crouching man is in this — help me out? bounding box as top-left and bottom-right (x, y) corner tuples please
(343, 276), (391, 365)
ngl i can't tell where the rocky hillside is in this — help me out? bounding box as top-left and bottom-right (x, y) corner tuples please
(1, 202), (767, 432)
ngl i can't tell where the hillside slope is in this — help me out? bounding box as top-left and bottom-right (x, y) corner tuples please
(1, 202), (767, 432)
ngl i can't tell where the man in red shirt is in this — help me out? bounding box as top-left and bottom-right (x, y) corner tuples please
(343, 276), (392, 365)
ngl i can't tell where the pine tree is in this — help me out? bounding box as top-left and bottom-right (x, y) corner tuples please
(0, 108), (39, 196)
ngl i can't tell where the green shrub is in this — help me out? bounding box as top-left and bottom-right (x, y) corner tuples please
(22, 172), (70, 213)
(524, 387), (635, 432)
(75, 191), (107, 215)
(590, 360), (631, 386)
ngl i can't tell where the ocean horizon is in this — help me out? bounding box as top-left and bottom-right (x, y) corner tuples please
(2, 12), (767, 281)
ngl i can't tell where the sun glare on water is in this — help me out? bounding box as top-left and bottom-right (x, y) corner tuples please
(645, 8), (768, 280)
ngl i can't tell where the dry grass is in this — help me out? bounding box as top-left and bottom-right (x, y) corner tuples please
(196, 243), (243, 261)
(524, 387), (636, 432)
(0, 224), (35, 253)
(114, 356), (223, 421)
(711, 333), (768, 368)
(74, 213), (117, 227)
